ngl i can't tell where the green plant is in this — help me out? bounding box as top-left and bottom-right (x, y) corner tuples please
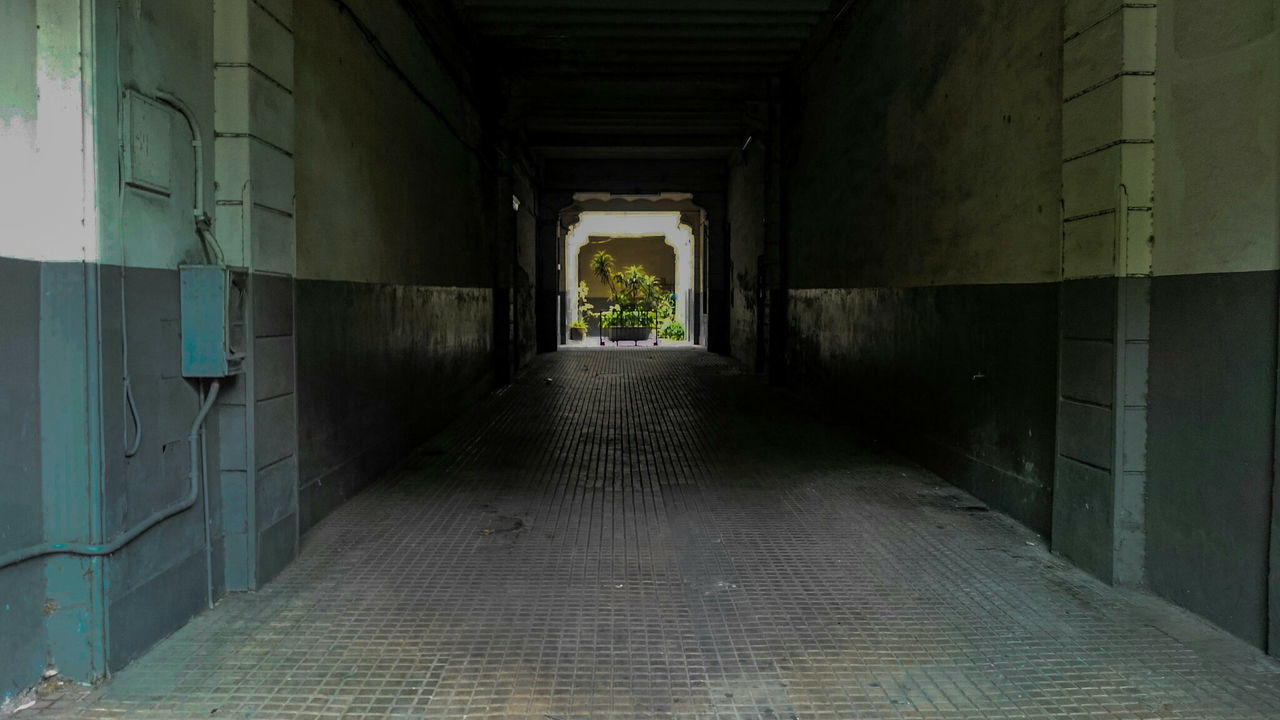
(575, 280), (594, 319)
(654, 292), (675, 325)
(589, 256), (679, 336)
(599, 304), (655, 329)
(570, 318), (587, 331)
(590, 251), (616, 297)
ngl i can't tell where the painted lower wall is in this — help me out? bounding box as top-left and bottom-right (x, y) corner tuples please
(1, 0), (505, 698)
(514, 169), (538, 370)
(295, 282), (492, 533)
(0, 260), (230, 693)
(1142, 0), (1280, 653)
(1051, 276), (1152, 585)
(0, 256), (47, 702)
(97, 265), (216, 671)
(788, 285), (1059, 534)
(292, 0), (500, 534)
(779, 0), (1063, 533)
(727, 150), (765, 369)
(1147, 270), (1278, 649)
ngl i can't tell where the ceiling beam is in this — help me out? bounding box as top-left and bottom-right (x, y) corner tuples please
(464, 0), (829, 11)
(467, 9), (823, 26)
(473, 23), (816, 39)
(509, 73), (769, 95)
(528, 132), (740, 147)
(493, 39), (807, 54)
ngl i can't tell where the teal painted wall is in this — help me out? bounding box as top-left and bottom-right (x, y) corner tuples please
(0, 257), (48, 703)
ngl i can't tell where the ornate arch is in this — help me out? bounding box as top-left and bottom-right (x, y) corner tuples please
(564, 212), (694, 331)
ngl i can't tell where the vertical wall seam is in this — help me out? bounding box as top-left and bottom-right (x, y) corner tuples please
(82, 0), (108, 678)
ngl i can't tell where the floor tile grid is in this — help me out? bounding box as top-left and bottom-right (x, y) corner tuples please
(21, 348), (1280, 719)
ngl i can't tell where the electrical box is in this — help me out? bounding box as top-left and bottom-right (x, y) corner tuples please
(123, 90), (172, 195)
(180, 265), (245, 378)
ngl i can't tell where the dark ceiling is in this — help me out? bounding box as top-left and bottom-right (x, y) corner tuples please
(457, 0), (840, 158)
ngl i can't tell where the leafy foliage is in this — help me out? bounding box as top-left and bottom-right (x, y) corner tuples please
(575, 280), (594, 326)
(589, 250), (683, 338)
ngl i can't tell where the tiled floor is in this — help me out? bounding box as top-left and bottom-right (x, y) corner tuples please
(21, 348), (1280, 719)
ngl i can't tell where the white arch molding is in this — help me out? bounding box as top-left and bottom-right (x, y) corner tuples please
(564, 212), (694, 333)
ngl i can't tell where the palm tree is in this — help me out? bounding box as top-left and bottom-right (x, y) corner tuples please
(619, 265), (647, 307)
(590, 251), (616, 297)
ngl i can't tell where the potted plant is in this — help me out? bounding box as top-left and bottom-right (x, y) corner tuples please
(659, 320), (686, 341)
(600, 305), (652, 343)
(570, 280), (592, 341)
(591, 251), (661, 344)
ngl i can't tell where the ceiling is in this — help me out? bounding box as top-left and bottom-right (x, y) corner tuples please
(456, 0), (840, 158)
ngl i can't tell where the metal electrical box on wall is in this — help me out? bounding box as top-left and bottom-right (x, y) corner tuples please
(123, 90), (172, 195)
(180, 265), (245, 377)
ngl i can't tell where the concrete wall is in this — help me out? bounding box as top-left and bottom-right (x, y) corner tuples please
(1, 0), (231, 692)
(96, 1), (227, 673)
(782, 0), (1064, 534)
(514, 166), (538, 369)
(1145, 0), (1280, 650)
(578, 236), (676, 295)
(727, 146), (766, 368)
(780, 0), (1280, 656)
(0, 2), (51, 701)
(212, 0), (301, 594)
(1052, 0), (1157, 587)
(0, 257), (46, 703)
(0, 0), (225, 689)
(293, 0), (496, 532)
(0, 0), (511, 695)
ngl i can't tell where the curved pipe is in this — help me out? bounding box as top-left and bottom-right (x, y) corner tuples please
(0, 381), (221, 569)
(153, 91), (203, 218)
(154, 91), (223, 266)
(123, 376), (142, 457)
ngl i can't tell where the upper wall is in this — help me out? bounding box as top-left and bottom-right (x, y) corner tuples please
(292, 0), (498, 532)
(0, 3), (38, 236)
(0, 0), (98, 263)
(1153, 0), (1280, 276)
(294, 0), (491, 288)
(578, 236), (676, 296)
(780, 0), (1064, 535)
(789, 0), (1063, 289)
(1142, 0), (1280, 651)
(104, 0), (217, 269)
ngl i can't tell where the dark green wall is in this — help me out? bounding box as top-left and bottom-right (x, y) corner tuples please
(788, 284), (1059, 534)
(1147, 270), (1278, 648)
(0, 256), (47, 701)
(292, 0), (503, 534)
(295, 281), (493, 532)
(97, 266), (211, 672)
(778, 0), (1064, 532)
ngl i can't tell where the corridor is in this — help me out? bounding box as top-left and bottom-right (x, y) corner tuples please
(19, 350), (1280, 720)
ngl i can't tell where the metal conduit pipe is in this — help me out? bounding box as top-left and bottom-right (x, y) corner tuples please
(0, 381), (222, 570)
(154, 90), (223, 266)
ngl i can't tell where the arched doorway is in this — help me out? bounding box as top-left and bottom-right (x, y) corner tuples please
(563, 212), (695, 336)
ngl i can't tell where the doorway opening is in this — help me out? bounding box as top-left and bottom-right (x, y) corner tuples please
(558, 194), (708, 348)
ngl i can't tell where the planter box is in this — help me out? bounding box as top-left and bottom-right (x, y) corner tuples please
(569, 327), (585, 341)
(609, 327), (650, 343)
